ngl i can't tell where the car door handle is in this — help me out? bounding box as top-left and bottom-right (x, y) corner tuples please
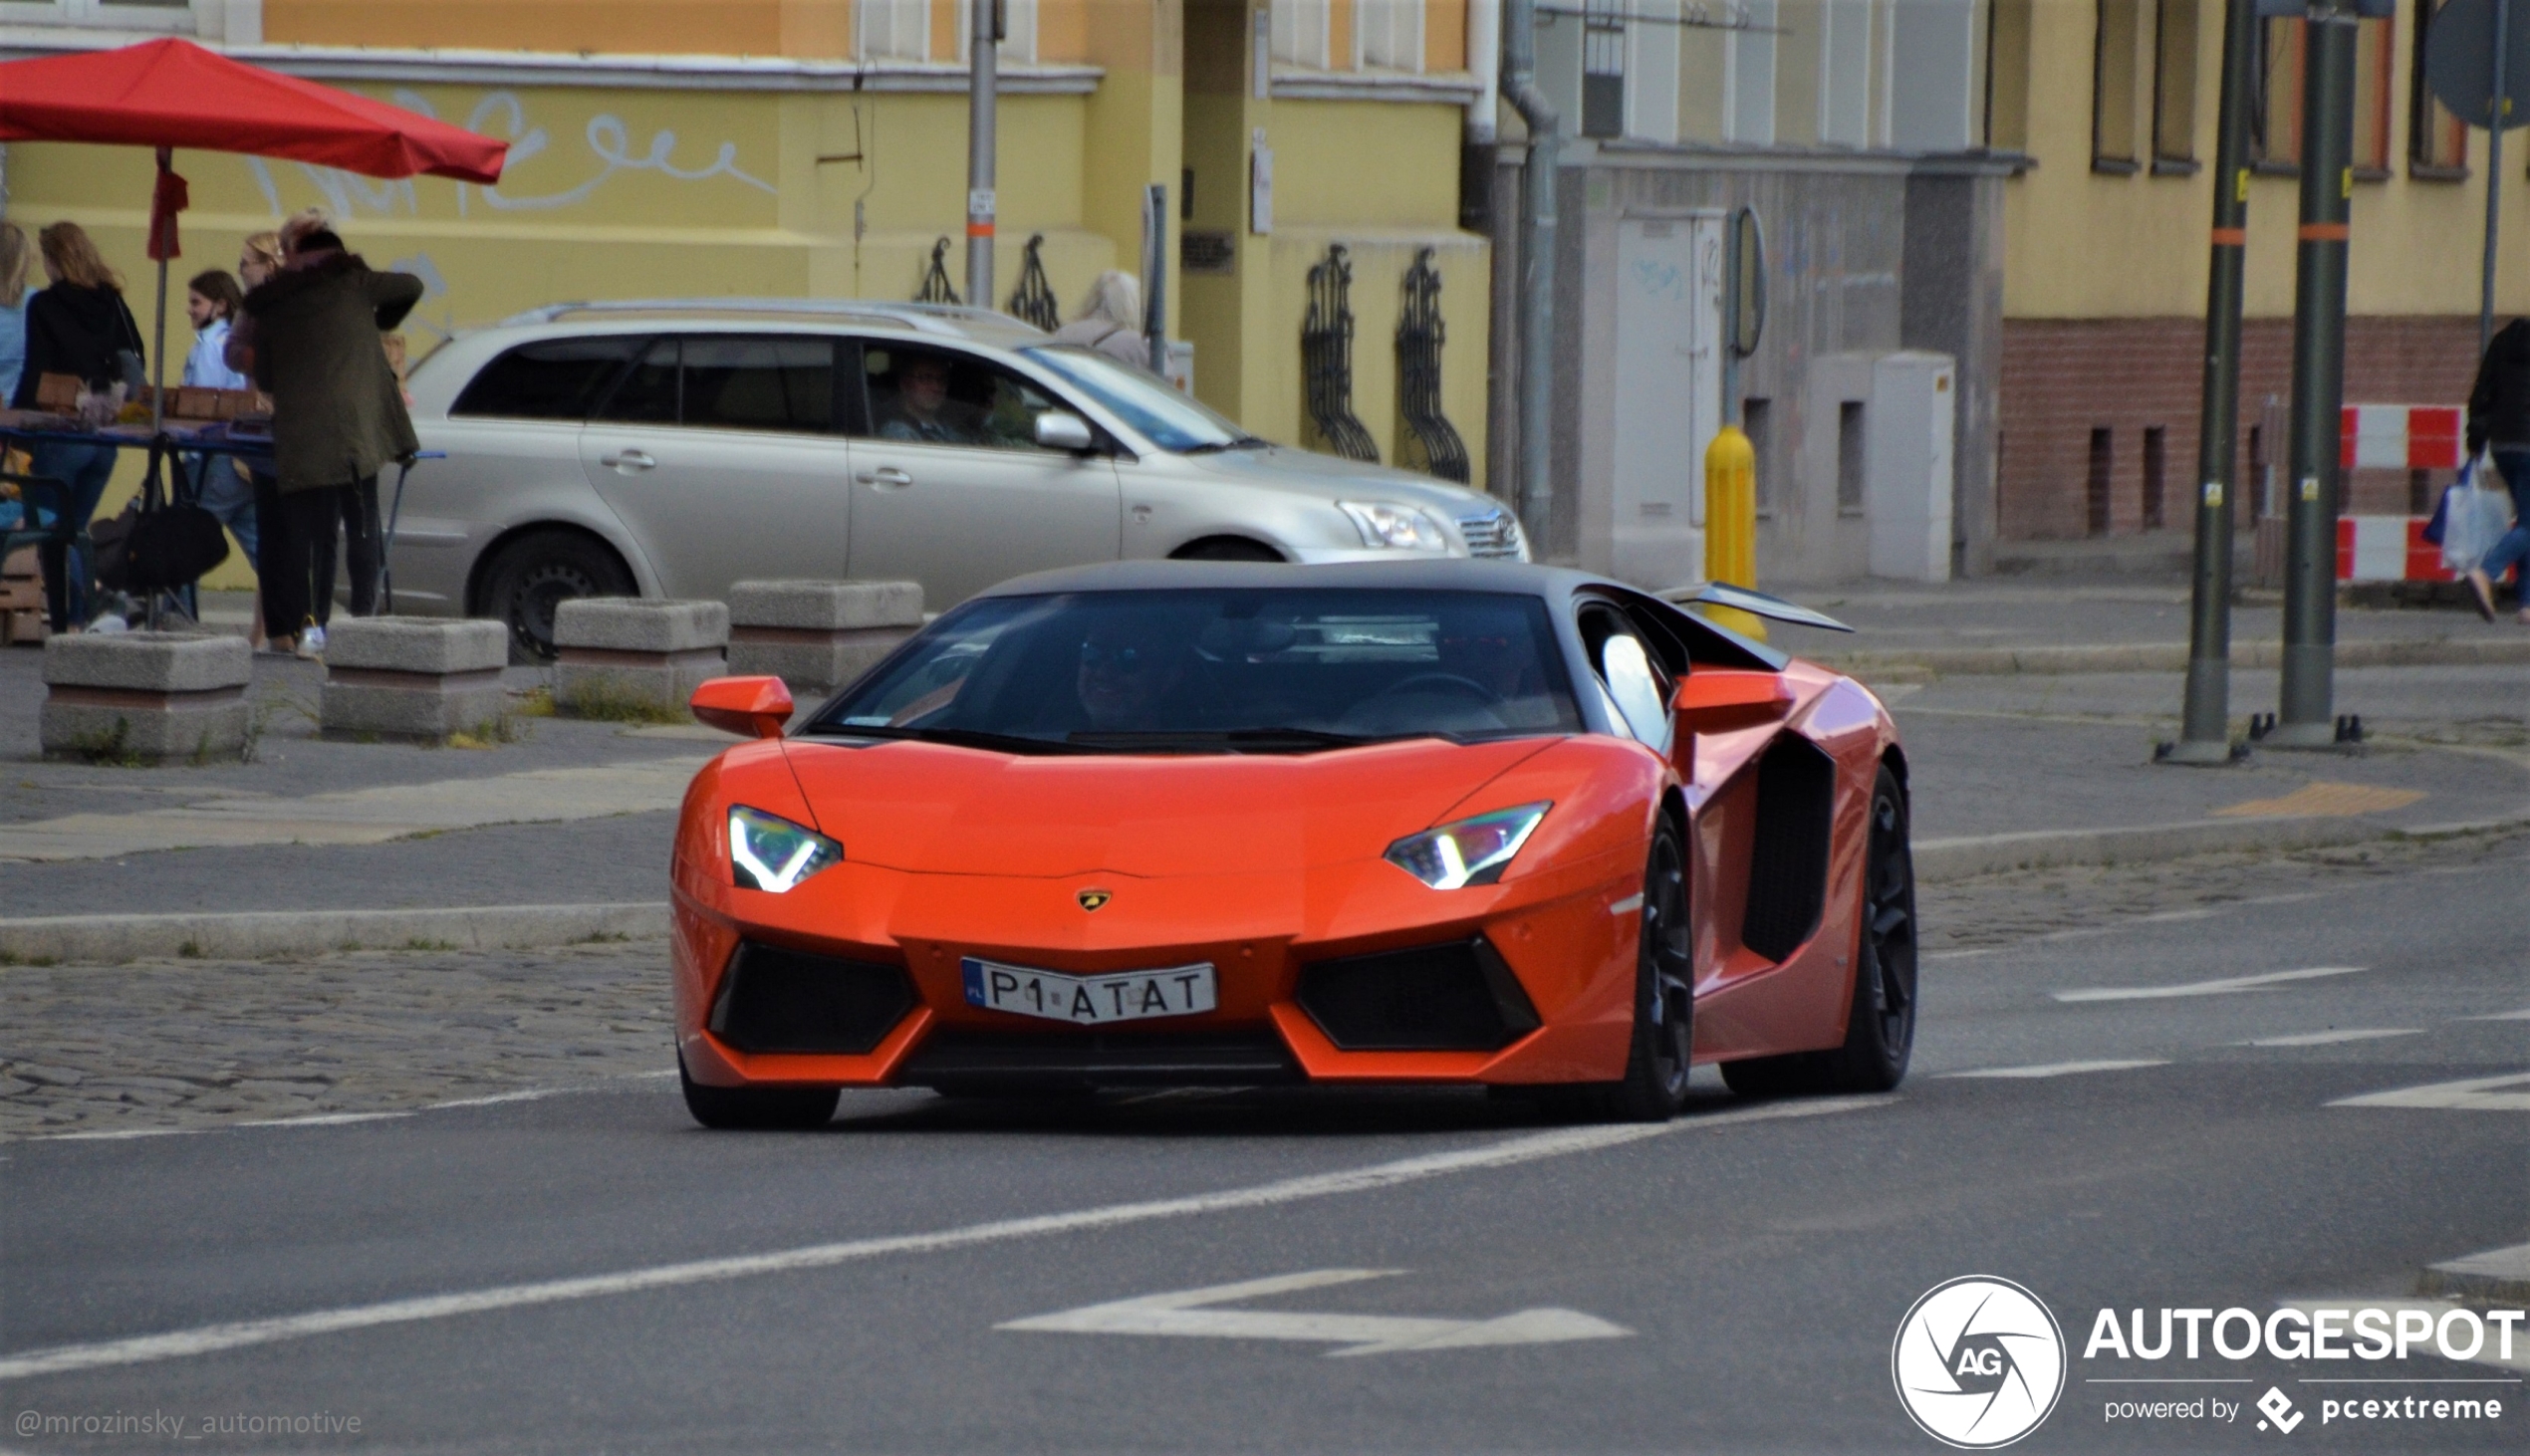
(856, 466), (913, 489)
(600, 449), (655, 471)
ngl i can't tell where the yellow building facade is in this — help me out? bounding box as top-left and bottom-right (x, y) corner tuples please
(0, 0), (1494, 588)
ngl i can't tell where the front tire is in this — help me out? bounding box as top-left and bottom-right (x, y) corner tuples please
(678, 1053), (840, 1130)
(1721, 764), (1916, 1096)
(1543, 819), (1694, 1123)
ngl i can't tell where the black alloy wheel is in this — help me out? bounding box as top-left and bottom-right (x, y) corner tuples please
(677, 1052), (841, 1131)
(1542, 819), (1694, 1122)
(475, 530), (633, 663)
(1721, 762), (1917, 1096)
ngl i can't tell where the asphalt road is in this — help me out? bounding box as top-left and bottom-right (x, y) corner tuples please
(3, 854), (2523, 1454)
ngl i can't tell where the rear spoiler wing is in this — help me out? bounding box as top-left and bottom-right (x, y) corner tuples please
(1654, 582), (1855, 634)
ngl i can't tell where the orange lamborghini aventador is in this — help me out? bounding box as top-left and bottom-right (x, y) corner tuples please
(669, 560), (1914, 1128)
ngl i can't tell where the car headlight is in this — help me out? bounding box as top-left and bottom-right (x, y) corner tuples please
(727, 806), (843, 893)
(1340, 500), (1450, 552)
(1384, 802), (1552, 889)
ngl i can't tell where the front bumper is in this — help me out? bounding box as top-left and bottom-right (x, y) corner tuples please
(671, 851), (1643, 1091)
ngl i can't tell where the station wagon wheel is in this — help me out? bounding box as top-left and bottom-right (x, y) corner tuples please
(476, 530), (633, 663)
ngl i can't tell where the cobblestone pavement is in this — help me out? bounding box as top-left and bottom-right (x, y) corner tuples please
(0, 940), (671, 1139)
(3, 826), (2518, 1139)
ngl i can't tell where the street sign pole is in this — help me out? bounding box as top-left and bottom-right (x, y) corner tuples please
(2164, 0), (2261, 766)
(2482, 0), (2509, 355)
(2273, 1), (2360, 749)
(966, 0), (998, 310)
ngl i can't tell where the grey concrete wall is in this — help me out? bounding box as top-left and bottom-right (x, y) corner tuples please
(1901, 168), (2008, 578)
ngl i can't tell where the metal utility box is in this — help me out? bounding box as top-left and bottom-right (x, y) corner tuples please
(1865, 352), (1955, 583)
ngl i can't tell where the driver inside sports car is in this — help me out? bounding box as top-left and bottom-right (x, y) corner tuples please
(1074, 611), (1196, 731)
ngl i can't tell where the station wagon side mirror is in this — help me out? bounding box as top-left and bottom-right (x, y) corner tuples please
(1035, 410), (1096, 452)
(691, 675), (795, 739)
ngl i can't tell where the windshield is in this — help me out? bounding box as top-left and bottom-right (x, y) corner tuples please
(1020, 347), (1262, 453)
(808, 589), (1582, 753)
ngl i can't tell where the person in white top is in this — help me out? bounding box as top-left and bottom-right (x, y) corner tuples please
(182, 269), (264, 644)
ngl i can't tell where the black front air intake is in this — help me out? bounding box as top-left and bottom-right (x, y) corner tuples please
(1297, 936), (1542, 1052)
(708, 942), (915, 1055)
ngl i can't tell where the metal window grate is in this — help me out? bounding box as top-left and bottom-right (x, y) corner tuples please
(914, 237), (960, 305)
(1301, 243), (1380, 463)
(1007, 233), (1059, 332)
(1394, 247), (1470, 483)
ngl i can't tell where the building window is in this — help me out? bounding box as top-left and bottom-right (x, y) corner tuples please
(2254, 14), (2393, 173)
(1986, 0), (2033, 150)
(1272, 0), (1334, 70)
(2152, 0), (2199, 171)
(2354, 12), (2395, 175)
(2087, 428), (2115, 536)
(859, 0), (932, 62)
(1745, 398), (1775, 517)
(2095, 0), (2145, 172)
(1582, 0), (1627, 140)
(1357, 0), (1425, 72)
(0, 0), (194, 26)
(2143, 425), (2167, 530)
(1838, 401), (1868, 517)
(1729, 0), (1781, 146)
(2410, 0), (2469, 176)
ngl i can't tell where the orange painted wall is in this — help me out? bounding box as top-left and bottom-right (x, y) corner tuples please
(1036, 0), (1092, 63)
(1424, 0), (1464, 73)
(264, 0), (839, 56)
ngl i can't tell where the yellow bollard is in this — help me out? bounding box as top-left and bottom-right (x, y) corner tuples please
(1700, 424), (1766, 640)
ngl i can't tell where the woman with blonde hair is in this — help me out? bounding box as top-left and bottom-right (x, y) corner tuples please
(15, 220), (142, 626)
(224, 228), (287, 647)
(0, 221), (34, 405)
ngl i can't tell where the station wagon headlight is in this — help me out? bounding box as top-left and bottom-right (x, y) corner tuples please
(727, 806), (843, 893)
(1385, 803), (1552, 889)
(1340, 500), (1450, 553)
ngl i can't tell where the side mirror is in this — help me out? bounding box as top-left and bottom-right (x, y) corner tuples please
(690, 675), (795, 740)
(1670, 669), (1794, 735)
(1035, 410), (1096, 452)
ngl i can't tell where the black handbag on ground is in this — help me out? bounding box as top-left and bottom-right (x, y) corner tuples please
(95, 500), (229, 592)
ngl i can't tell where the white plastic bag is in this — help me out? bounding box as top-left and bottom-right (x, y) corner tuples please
(2440, 457), (2517, 575)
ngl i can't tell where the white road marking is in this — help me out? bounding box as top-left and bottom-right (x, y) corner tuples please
(0, 1095), (1884, 1381)
(46, 1128), (184, 1142)
(2053, 966), (2368, 1003)
(235, 1112), (413, 1129)
(2241, 1029), (2423, 1048)
(2471, 1008), (2530, 1022)
(997, 1269), (1630, 1356)
(2329, 1071), (2530, 1111)
(1941, 1060), (2170, 1080)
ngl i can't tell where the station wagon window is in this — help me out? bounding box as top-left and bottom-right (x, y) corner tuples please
(857, 345), (1069, 453)
(449, 336), (641, 419)
(589, 336), (837, 433)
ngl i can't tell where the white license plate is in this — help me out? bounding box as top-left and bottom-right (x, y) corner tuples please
(960, 957), (1217, 1025)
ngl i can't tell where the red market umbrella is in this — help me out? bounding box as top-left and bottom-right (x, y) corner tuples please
(0, 37), (507, 427)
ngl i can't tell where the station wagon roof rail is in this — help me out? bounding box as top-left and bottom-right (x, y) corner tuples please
(496, 299), (1048, 344)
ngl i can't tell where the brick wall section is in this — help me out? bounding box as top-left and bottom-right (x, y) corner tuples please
(1999, 316), (2485, 540)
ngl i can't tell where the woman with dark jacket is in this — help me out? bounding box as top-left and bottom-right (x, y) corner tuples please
(12, 222), (141, 626)
(2464, 319), (2530, 623)
(242, 222), (421, 655)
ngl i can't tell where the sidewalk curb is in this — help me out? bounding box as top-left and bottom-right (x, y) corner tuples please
(1812, 637), (2530, 678)
(0, 903), (667, 966)
(1910, 817), (2402, 878)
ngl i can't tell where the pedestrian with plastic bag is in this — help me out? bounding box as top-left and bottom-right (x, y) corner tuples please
(2462, 318), (2530, 623)
(2427, 454), (2517, 586)
(241, 214), (421, 657)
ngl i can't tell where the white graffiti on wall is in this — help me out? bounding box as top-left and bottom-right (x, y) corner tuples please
(242, 89), (775, 223)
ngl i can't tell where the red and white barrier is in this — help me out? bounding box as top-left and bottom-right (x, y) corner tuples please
(2336, 516), (2450, 583)
(2340, 405), (2463, 471)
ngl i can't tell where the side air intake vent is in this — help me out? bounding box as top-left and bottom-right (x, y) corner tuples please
(708, 942), (914, 1055)
(1297, 936), (1541, 1052)
(1742, 736), (1837, 962)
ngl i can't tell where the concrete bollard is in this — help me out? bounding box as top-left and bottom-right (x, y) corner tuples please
(320, 618), (510, 743)
(726, 580), (924, 696)
(40, 632), (252, 763)
(553, 598), (728, 719)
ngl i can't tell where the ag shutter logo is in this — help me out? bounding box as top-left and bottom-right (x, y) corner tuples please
(1893, 1276), (2069, 1448)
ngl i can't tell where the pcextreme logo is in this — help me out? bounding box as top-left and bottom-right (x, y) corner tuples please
(1892, 1276), (2070, 1449)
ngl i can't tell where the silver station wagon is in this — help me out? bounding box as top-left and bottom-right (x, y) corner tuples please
(390, 300), (1527, 657)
